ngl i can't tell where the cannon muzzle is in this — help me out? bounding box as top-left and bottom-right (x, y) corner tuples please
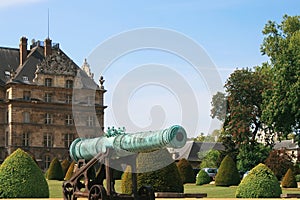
(70, 125), (187, 162)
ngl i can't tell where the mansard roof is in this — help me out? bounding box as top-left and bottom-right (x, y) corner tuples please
(0, 38), (99, 89)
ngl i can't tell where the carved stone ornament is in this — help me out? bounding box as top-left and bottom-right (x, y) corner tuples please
(35, 50), (77, 76)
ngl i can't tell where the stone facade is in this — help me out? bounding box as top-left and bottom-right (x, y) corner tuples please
(0, 37), (106, 170)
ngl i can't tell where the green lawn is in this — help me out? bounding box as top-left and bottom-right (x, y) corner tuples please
(48, 180), (64, 198)
(48, 180), (300, 198)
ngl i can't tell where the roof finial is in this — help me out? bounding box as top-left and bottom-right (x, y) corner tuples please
(99, 76), (105, 89)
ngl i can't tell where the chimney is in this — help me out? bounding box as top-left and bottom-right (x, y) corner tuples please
(19, 37), (28, 66)
(44, 38), (52, 56)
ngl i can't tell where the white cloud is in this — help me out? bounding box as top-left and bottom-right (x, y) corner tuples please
(0, 0), (44, 9)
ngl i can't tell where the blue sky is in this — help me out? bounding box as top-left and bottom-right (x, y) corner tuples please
(0, 0), (299, 137)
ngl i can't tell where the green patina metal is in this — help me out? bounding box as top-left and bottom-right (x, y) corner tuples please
(70, 125), (187, 162)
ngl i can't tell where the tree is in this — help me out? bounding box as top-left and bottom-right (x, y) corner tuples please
(282, 168), (297, 188)
(211, 91), (227, 122)
(61, 159), (70, 177)
(264, 149), (294, 180)
(136, 149), (183, 193)
(121, 165), (133, 194)
(47, 157), (64, 181)
(237, 143), (270, 172)
(0, 148), (49, 198)
(195, 170), (211, 185)
(211, 68), (273, 163)
(212, 68), (274, 146)
(64, 161), (76, 180)
(261, 15), (300, 138)
(215, 155), (240, 186)
(177, 158), (195, 183)
(235, 163), (282, 198)
(224, 68), (272, 146)
(199, 149), (221, 169)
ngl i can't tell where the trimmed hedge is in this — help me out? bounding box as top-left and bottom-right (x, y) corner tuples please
(0, 148), (49, 198)
(121, 149), (183, 193)
(282, 168), (297, 188)
(235, 163), (282, 198)
(47, 157), (64, 180)
(121, 165), (133, 194)
(61, 159), (70, 177)
(215, 155), (240, 186)
(177, 158), (196, 183)
(196, 170), (211, 185)
(137, 149), (183, 193)
(64, 161), (76, 180)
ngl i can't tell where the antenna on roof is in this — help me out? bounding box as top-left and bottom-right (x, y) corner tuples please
(47, 8), (50, 39)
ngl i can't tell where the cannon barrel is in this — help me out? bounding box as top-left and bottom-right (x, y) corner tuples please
(70, 125), (187, 162)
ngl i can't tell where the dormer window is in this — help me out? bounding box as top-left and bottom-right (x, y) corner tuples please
(23, 76), (29, 82)
(4, 71), (10, 78)
(45, 78), (52, 87)
(66, 80), (73, 88)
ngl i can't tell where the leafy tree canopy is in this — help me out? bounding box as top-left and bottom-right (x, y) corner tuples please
(261, 15), (300, 137)
(199, 149), (221, 169)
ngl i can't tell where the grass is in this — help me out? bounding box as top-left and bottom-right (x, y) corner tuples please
(48, 180), (64, 198)
(48, 180), (300, 198)
(184, 183), (237, 198)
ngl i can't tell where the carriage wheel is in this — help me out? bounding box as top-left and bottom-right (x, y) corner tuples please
(138, 186), (155, 200)
(63, 182), (77, 200)
(88, 185), (107, 200)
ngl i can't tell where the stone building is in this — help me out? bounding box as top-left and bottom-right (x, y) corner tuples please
(0, 37), (106, 170)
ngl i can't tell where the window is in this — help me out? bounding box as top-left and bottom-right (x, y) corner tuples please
(45, 78), (52, 87)
(87, 116), (94, 127)
(44, 155), (51, 169)
(22, 132), (30, 146)
(45, 113), (53, 124)
(66, 94), (72, 104)
(5, 70), (10, 78)
(23, 91), (31, 100)
(64, 133), (74, 148)
(65, 114), (73, 125)
(23, 112), (30, 123)
(66, 80), (73, 88)
(43, 133), (53, 147)
(23, 76), (29, 82)
(44, 93), (52, 102)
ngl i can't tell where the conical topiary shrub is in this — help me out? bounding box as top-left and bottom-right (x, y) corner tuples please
(196, 170), (211, 185)
(64, 161), (76, 180)
(177, 158), (196, 183)
(47, 157), (64, 180)
(215, 155), (240, 186)
(121, 165), (133, 194)
(61, 159), (70, 177)
(0, 148), (49, 198)
(137, 149), (183, 193)
(121, 149), (183, 193)
(282, 168), (297, 188)
(235, 163), (282, 198)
